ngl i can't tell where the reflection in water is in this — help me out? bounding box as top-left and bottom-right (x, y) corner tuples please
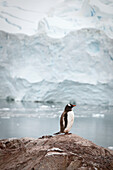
(0, 100), (113, 148)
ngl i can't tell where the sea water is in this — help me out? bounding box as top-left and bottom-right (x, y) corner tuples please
(0, 100), (113, 149)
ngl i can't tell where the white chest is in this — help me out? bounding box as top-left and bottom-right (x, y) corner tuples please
(64, 111), (74, 133)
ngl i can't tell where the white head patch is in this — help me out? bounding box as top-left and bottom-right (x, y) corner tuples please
(68, 104), (71, 107)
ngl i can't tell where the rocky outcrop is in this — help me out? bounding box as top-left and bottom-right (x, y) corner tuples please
(0, 134), (113, 170)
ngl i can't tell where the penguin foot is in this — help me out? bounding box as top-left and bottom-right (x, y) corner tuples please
(53, 132), (61, 135)
(65, 132), (72, 135)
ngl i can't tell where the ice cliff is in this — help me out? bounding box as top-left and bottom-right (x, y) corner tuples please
(0, 0), (113, 105)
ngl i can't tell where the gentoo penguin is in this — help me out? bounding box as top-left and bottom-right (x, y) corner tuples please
(54, 104), (76, 135)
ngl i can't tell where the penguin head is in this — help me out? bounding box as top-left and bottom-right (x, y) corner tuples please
(64, 104), (76, 112)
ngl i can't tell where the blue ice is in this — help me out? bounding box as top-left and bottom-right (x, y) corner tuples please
(88, 41), (100, 53)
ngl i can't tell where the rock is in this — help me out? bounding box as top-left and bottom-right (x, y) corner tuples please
(0, 134), (113, 170)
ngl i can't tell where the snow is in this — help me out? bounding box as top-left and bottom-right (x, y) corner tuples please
(38, 0), (113, 38)
(0, 0), (113, 37)
(46, 152), (67, 156)
(48, 147), (63, 152)
(0, 0), (62, 35)
(0, 0), (113, 105)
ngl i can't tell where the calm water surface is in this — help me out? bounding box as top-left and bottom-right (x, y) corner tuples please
(0, 100), (113, 149)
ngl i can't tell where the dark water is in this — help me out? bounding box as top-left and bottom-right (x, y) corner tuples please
(0, 100), (113, 149)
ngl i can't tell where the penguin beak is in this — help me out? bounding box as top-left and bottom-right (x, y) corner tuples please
(72, 105), (76, 107)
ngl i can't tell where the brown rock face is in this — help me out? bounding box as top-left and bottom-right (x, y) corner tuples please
(0, 134), (113, 170)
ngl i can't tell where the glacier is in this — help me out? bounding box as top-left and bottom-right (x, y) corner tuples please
(0, 0), (113, 105)
(0, 29), (113, 105)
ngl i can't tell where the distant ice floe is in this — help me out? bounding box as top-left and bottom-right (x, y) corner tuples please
(108, 146), (113, 150)
(0, 108), (10, 111)
(0, 104), (107, 119)
(92, 114), (104, 118)
(1, 116), (10, 119)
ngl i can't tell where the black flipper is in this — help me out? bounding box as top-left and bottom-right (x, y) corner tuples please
(64, 112), (68, 128)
